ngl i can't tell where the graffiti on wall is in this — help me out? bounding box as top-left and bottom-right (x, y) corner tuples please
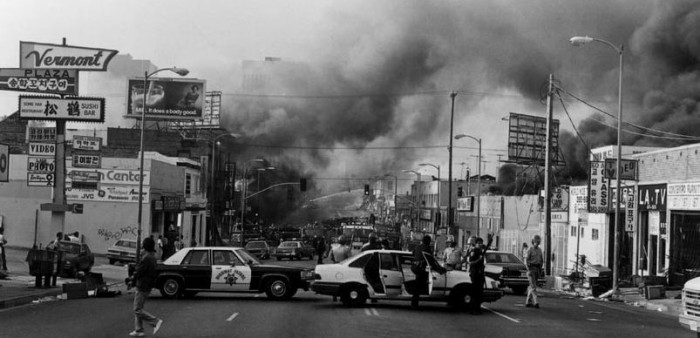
(96, 226), (138, 241)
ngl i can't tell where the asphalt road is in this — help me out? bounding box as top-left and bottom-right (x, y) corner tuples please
(1, 252), (690, 338)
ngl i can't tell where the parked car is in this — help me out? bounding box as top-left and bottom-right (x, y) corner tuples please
(311, 249), (504, 308)
(275, 240), (315, 261)
(107, 239), (137, 265)
(245, 240), (272, 259)
(141, 247), (316, 300)
(55, 241), (95, 278)
(484, 251), (545, 295)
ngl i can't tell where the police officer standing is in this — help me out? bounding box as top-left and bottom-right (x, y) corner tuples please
(467, 237), (486, 315)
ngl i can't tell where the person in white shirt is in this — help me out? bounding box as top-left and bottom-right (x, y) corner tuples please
(525, 235), (544, 309)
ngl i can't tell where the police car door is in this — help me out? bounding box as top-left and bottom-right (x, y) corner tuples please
(211, 249), (249, 291)
(379, 252), (402, 296)
(422, 252), (443, 297)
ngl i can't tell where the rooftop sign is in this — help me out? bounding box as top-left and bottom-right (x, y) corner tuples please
(20, 41), (118, 71)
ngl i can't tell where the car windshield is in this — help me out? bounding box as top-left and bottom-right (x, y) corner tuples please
(236, 249), (261, 265)
(117, 240), (137, 249)
(279, 242), (299, 248)
(486, 252), (523, 264)
(246, 242), (266, 248)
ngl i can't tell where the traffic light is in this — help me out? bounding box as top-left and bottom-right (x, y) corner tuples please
(364, 184), (370, 195)
(457, 187), (463, 197)
(300, 178), (307, 191)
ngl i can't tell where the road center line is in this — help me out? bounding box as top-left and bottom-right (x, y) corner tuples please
(482, 306), (520, 323)
(371, 308), (379, 316)
(227, 312), (239, 321)
(364, 308), (371, 316)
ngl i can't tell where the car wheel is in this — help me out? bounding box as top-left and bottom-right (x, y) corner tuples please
(159, 277), (183, 299)
(511, 286), (527, 295)
(449, 285), (472, 311)
(341, 285), (368, 307)
(265, 277), (292, 300)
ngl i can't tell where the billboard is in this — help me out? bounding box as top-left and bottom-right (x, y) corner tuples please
(506, 112), (565, 166)
(19, 96), (105, 122)
(20, 41), (118, 71)
(125, 78), (205, 120)
(0, 68), (79, 95)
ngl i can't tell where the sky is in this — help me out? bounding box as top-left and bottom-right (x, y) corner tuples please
(3, 0), (700, 194)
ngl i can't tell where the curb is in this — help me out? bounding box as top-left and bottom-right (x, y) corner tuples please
(0, 288), (63, 310)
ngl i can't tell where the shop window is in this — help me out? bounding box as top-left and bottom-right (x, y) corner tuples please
(592, 228), (599, 240)
(580, 227), (585, 238)
(571, 226), (577, 237)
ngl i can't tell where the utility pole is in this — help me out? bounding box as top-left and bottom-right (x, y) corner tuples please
(544, 74), (554, 276)
(448, 91), (457, 237)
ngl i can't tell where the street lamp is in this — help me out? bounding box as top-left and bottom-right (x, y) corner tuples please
(239, 158), (265, 245)
(570, 35), (624, 293)
(135, 67), (189, 263)
(455, 134), (482, 237)
(418, 163), (440, 234)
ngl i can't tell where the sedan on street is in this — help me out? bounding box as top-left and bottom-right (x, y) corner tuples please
(275, 240), (315, 261)
(484, 251), (546, 295)
(143, 246), (317, 300)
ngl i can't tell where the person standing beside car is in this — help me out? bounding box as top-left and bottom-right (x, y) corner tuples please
(411, 235), (432, 309)
(525, 235), (543, 309)
(467, 237), (486, 315)
(444, 239), (463, 270)
(0, 227), (6, 271)
(128, 237), (163, 337)
(330, 236), (352, 263)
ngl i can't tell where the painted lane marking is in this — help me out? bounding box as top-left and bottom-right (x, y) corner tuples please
(371, 308), (379, 316)
(482, 306), (521, 323)
(364, 308), (371, 316)
(587, 318), (602, 322)
(227, 312), (239, 322)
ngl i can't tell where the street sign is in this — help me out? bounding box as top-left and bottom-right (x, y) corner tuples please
(27, 157), (55, 173)
(19, 96), (105, 122)
(20, 41), (118, 71)
(72, 135), (102, 151)
(28, 142), (56, 156)
(604, 158), (638, 181)
(0, 144), (8, 182)
(28, 173), (54, 186)
(72, 154), (101, 168)
(0, 68), (78, 95)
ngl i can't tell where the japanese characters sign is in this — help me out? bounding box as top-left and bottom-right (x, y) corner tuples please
(0, 69), (78, 95)
(20, 41), (118, 71)
(19, 96), (105, 122)
(588, 161), (609, 213)
(72, 135), (102, 151)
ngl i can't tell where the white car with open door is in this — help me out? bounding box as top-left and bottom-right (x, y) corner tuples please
(310, 249), (504, 309)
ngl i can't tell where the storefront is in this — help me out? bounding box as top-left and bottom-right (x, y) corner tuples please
(667, 182), (700, 285)
(636, 184), (667, 277)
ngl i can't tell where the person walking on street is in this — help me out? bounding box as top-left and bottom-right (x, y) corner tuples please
(315, 236), (326, 264)
(525, 235), (544, 309)
(467, 237), (486, 314)
(128, 237), (163, 337)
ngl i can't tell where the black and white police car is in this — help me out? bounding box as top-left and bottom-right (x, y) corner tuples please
(311, 249), (504, 308)
(145, 246), (316, 300)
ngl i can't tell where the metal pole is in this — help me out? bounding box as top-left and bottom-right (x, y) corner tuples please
(448, 92), (457, 237)
(544, 73), (554, 276)
(136, 71), (148, 263)
(476, 139), (481, 238)
(240, 164), (246, 246)
(613, 45), (624, 293)
(437, 166), (441, 235)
